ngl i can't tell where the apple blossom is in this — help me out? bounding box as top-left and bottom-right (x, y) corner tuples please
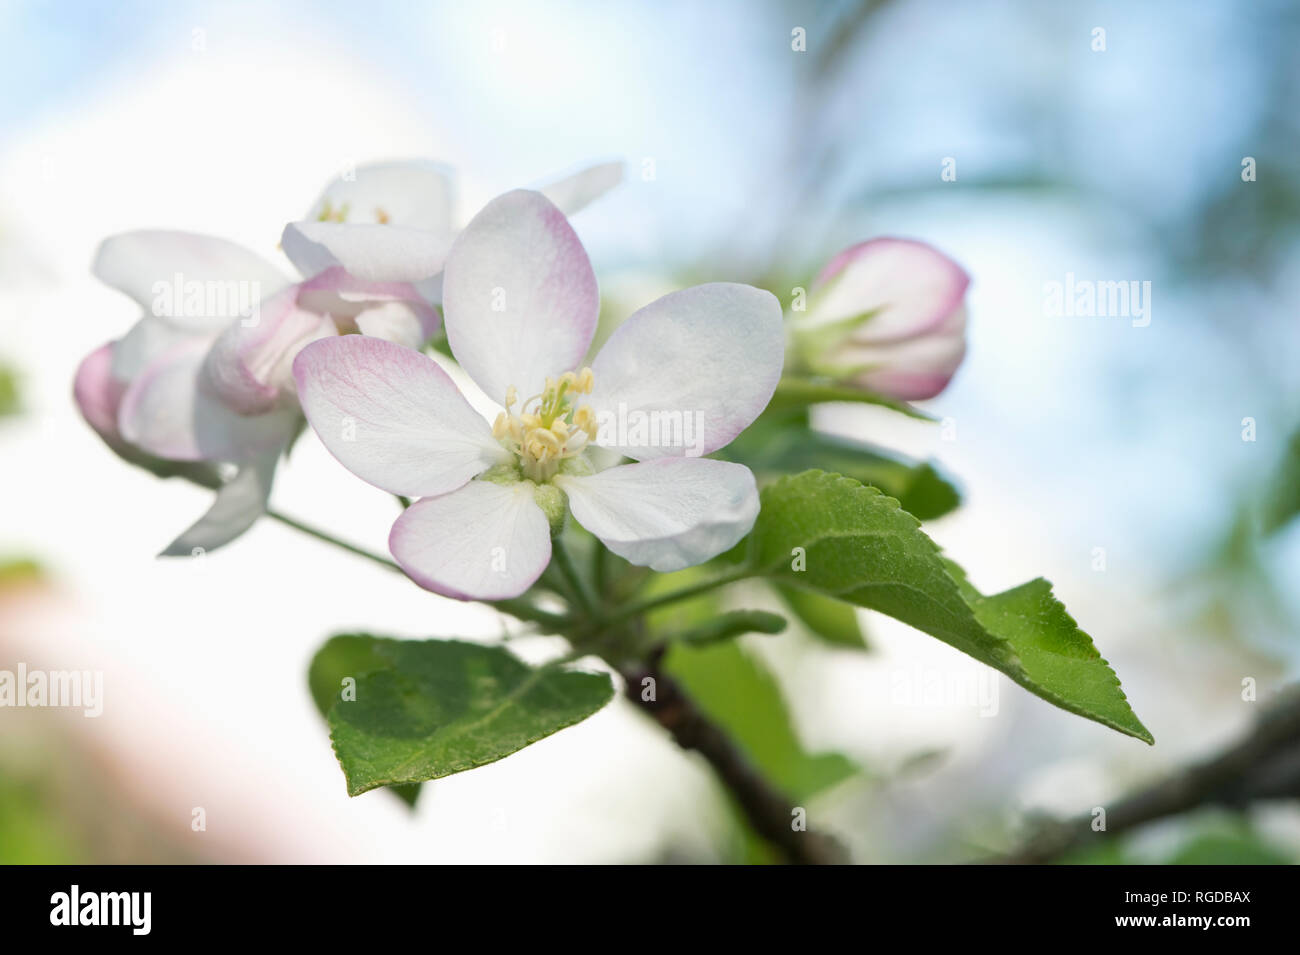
(280, 159), (624, 298)
(76, 231), (435, 555)
(293, 189), (784, 600)
(789, 238), (970, 400)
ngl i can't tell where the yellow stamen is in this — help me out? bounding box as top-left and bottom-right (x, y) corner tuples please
(494, 367), (597, 481)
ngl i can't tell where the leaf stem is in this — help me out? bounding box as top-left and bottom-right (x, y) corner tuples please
(488, 598), (571, 632)
(597, 566), (753, 631)
(592, 538), (610, 600)
(265, 508), (566, 631)
(551, 536), (595, 617)
(266, 509), (403, 573)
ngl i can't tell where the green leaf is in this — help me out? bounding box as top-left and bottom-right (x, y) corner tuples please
(665, 639), (858, 802)
(309, 635), (427, 806)
(310, 634), (614, 796)
(723, 421), (960, 521)
(775, 583), (868, 649)
(763, 376), (934, 421)
(748, 471), (1152, 743)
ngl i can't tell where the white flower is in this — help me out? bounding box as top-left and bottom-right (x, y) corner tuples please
(293, 190), (784, 600)
(76, 231), (434, 554)
(279, 159), (624, 299)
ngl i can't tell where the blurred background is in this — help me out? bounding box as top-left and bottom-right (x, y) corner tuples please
(2, 0), (1298, 863)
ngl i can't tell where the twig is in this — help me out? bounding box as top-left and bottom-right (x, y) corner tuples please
(621, 649), (848, 865)
(992, 685), (1300, 864)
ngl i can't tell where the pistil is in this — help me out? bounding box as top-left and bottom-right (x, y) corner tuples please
(493, 368), (597, 482)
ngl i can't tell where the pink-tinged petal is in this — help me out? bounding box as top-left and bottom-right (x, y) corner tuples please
(808, 237), (969, 343)
(118, 338), (300, 462)
(538, 160), (625, 216)
(303, 160), (454, 232)
(110, 314), (219, 381)
(841, 305), (967, 400)
(587, 283), (784, 460)
(295, 266), (440, 346)
(441, 189), (598, 404)
(75, 341), (225, 484)
(203, 284), (337, 415)
(280, 221), (457, 284)
(389, 480), (551, 600)
(93, 230), (288, 318)
(159, 451), (278, 556)
(74, 342), (129, 448)
(556, 458), (759, 572)
(292, 336), (507, 497)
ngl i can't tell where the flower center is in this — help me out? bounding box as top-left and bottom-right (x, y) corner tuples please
(317, 201), (390, 224)
(493, 368), (597, 482)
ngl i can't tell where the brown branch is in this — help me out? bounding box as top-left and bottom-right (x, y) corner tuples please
(621, 650), (848, 865)
(993, 685), (1300, 864)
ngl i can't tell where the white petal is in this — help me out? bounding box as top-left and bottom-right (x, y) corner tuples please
(537, 160), (624, 216)
(441, 189), (598, 404)
(159, 451), (278, 556)
(110, 314), (216, 381)
(280, 221), (457, 284)
(389, 480), (551, 600)
(588, 283), (784, 459)
(94, 230), (288, 316)
(557, 458), (759, 572)
(355, 303), (437, 349)
(304, 160), (454, 232)
(292, 335), (507, 497)
(118, 339), (300, 462)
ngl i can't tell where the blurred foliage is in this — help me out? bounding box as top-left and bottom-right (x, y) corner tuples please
(641, 565), (860, 861)
(0, 557), (43, 587)
(1261, 424), (1300, 535)
(666, 640), (859, 804)
(775, 583), (868, 649)
(666, 639), (859, 864)
(1064, 813), (1297, 865)
(0, 363), (19, 417)
(0, 772), (80, 864)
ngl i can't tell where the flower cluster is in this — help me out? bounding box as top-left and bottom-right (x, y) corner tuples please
(77, 158), (969, 600)
(75, 161), (619, 555)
